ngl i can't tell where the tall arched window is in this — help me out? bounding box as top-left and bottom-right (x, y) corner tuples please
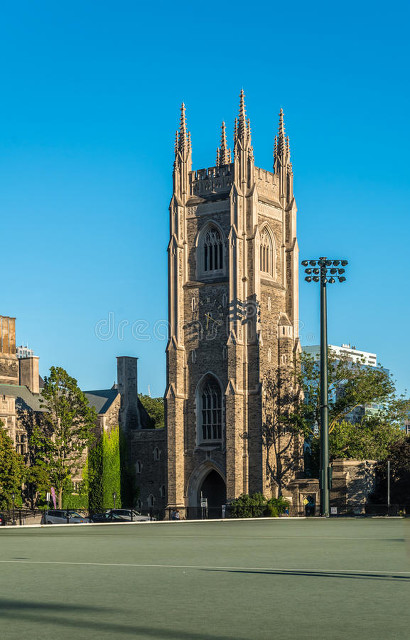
(199, 375), (223, 442)
(203, 226), (223, 272)
(260, 228), (275, 277)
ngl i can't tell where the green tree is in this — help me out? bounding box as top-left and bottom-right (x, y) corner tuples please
(0, 423), (25, 509)
(39, 366), (97, 508)
(302, 351), (408, 467)
(139, 395), (165, 429)
(372, 436), (410, 505)
(18, 410), (53, 508)
(262, 368), (308, 496)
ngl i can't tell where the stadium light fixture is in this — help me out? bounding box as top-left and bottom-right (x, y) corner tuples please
(302, 256), (348, 517)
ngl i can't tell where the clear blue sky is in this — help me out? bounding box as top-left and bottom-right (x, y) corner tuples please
(1, 1), (409, 397)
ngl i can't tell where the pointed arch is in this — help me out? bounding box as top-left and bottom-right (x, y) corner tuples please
(195, 372), (224, 445)
(259, 224), (276, 278)
(187, 460), (226, 507)
(196, 221), (226, 279)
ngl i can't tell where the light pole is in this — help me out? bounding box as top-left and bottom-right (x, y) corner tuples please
(302, 257), (348, 517)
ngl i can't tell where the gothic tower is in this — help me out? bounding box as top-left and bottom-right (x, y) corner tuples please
(166, 93), (301, 513)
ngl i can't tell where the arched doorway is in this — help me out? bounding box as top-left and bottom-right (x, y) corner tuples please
(199, 470), (226, 516)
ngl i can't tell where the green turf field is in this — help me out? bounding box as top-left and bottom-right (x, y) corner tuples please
(0, 518), (409, 639)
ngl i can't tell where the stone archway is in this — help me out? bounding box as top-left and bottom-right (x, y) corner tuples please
(187, 461), (226, 509)
(199, 469), (226, 509)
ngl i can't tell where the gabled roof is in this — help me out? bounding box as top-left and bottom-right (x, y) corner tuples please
(84, 389), (119, 414)
(0, 384), (43, 412)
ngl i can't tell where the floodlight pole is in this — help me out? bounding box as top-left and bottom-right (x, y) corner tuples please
(301, 256), (348, 518)
(319, 260), (330, 518)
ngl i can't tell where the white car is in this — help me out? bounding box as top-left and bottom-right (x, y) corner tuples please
(42, 510), (89, 524)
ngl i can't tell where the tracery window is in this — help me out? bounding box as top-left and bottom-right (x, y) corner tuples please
(260, 228), (275, 277)
(203, 226), (223, 272)
(200, 376), (222, 442)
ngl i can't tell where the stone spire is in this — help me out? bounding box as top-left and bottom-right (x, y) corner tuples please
(237, 89), (247, 140)
(216, 121), (231, 166)
(173, 102), (191, 196)
(278, 108), (286, 157)
(274, 108), (289, 172)
(178, 103), (188, 153)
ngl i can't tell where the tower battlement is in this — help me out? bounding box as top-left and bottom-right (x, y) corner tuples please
(190, 164), (233, 197)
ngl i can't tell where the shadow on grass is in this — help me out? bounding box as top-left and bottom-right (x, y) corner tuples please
(0, 598), (229, 639)
(203, 568), (410, 582)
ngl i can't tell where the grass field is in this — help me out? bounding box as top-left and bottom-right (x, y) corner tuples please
(0, 518), (409, 639)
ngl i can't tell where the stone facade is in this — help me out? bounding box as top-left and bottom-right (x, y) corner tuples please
(166, 93), (301, 511)
(287, 459), (378, 515)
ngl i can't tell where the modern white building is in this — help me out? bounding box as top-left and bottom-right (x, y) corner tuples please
(303, 344), (377, 367)
(16, 345), (35, 359)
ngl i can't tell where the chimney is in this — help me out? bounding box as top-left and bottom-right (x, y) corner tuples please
(117, 356), (140, 430)
(19, 356), (40, 394)
(0, 316), (19, 384)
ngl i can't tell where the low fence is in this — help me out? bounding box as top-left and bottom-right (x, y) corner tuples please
(1, 503), (409, 525)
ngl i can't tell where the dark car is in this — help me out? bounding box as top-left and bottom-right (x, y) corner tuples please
(90, 509), (152, 523)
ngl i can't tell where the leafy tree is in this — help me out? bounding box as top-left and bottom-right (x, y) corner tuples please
(262, 368), (307, 497)
(139, 395), (165, 429)
(18, 410), (52, 508)
(38, 366), (97, 508)
(302, 351), (408, 466)
(0, 423), (25, 509)
(372, 436), (410, 505)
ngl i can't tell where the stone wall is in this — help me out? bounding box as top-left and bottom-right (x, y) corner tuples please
(130, 428), (167, 511)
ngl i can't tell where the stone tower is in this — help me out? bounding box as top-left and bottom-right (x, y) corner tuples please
(166, 92), (301, 513)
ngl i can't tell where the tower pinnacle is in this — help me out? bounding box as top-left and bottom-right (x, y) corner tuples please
(178, 103), (187, 152)
(278, 108), (286, 156)
(274, 108), (290, 172)
(216, 121), (231, 166)
(238, 89), (247, 139)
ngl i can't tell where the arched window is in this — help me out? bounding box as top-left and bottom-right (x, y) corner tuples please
(199, 375), (223, 442)
(153, 447), (161, 461)
(260, 228), (275, 277)
(203, 226), (223, 273)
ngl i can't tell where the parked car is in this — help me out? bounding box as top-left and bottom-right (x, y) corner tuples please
(42, 510), (89, 524)
(109, 509), (154, 522)
(89, 512), (119, 523)
(89, 509), (153, 523)
(0, 513), (5, 526)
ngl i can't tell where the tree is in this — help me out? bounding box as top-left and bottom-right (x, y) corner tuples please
(39, 366), (97, 508)
(372, 436), (410, 505)
(262, 367), (308, 497)
(139, 395), (165, 429)
(18, 409), (52, 509)
(302, 351), (408, 469)
(0, 423), (25, 509)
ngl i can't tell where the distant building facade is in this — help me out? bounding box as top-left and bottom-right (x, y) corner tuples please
(303, 343), (387, 423)
(303, 343), (377, 367)
(0, 315), (166, 512)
